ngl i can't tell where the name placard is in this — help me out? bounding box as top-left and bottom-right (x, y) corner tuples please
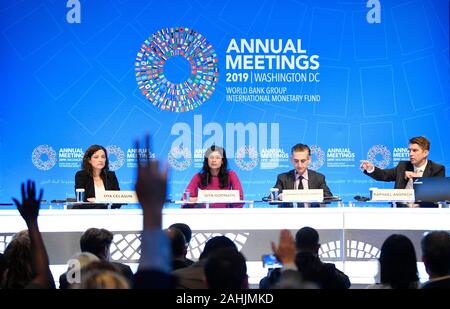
(282, 189), (324, 202)
(197, 190), (240, 202)
(96, 191), (139, 203)
(370, 189), (415, 202)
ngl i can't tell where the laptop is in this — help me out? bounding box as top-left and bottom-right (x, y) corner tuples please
(413, 177), (450, 202)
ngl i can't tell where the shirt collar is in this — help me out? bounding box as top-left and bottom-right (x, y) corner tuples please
(295, 169), (309, 181)
(414, 160), (428, 172)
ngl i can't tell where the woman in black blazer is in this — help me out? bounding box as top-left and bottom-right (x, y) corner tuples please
(75, 145), (120, 202)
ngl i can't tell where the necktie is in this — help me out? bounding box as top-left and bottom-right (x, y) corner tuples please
(297, 175), (304, 190)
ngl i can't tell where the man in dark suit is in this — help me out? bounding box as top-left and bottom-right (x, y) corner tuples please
(420, 231), (450, 289)
(272, 144), (332, 207)
(360, 136), (445, 189)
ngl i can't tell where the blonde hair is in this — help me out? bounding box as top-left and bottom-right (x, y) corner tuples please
(80, 270), (130, 289)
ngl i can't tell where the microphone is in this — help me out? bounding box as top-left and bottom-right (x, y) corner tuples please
(354, 195), (370, 202)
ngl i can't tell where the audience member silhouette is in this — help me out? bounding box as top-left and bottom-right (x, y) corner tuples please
(169, 223), (194, 266)
(59, 252), (99, 289)
(132, 134), (177, 289)
(78, 228), (134, 285)
(261, 227), (350, 289)
(294, 227), (350, 289)
(204, 247), (248, 289)
(366, 234), (419, 289)
(166, 228), (189, 270)
(420, 231), (450, 289)
(173, 235), (238, 289)
(6, 180), (55, 289)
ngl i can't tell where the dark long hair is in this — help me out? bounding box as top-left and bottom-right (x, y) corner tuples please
(81, 145), (110, 178)
(200, 145), (229, 188)
(379, 234), (419, 289)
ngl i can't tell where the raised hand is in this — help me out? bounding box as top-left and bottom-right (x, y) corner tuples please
(135, 134), (168, 228)
(359, 160), (374, 172)
(12, 180), (43, 225)
(271, 229), (296, 265)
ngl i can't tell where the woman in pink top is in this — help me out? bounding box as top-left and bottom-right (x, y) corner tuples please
(183, 145), (244, 208)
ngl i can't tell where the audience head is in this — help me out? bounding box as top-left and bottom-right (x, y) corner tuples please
(82, 144), (109, 176)
(80, 270), (130, 289)
(295, 226), (320, 253)
(201, 145), (229, 188)
(379, 234), (418, 288)
(166, 228), (187, 259)
(290, 144), (311, 175)
(204, 247), (248, 289)
(2, 230), (33, 289)
(169, 223), (192, 243)
(200, 236), (237, 260)
(421, 231), (450, 278)
(408, 136), (430, 167)
(80, 228), (113, 260)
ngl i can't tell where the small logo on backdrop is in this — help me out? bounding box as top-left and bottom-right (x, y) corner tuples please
(106, 145), (125, 171)
(135, 27), (219, 112)
(260, 148), (289, 169)
(126, 148), (156, 168)
(234, 146), (259, 171)
(367, 145), (391, 168)
(326, 147), (356, 168)
(58, 148), (83, 168)
(309, 145), (325, 171)
(167, 146), (192, 171)
(32, 145), (57, 170)
(393, 147), (408, 165)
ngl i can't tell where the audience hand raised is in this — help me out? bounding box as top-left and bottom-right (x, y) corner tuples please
(135, 134), (168, 228)
(12, 180), (43, 225)
(271, 229), (296, 266)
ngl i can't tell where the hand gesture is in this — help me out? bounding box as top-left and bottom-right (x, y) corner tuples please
(359, 160), (374, 171)
(271, 229), (296, 265)
(12, 180), (43, 225)
(135, 134), (167, 228)
(404, 171), (419, 180)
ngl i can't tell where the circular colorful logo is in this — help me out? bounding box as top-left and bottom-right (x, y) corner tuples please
(135, 27), (219, 112)
(32, 145), (57, 170)
(367, 145), (391, 169)
(168, 146), (192, 171)
(234, 146), (259, 171)
(106, 145), (125, 171)
(309, 145), (325, 171)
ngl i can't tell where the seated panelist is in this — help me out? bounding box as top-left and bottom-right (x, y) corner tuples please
(75, 145), (120, 202)
(184, 145), (244, 208)
(272, 143), (332, 207)
(360, 136), (445, 189)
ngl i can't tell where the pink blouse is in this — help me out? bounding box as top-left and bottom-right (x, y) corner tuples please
(184, 170), (244, 208)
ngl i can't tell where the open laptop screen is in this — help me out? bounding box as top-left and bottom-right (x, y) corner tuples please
(413, 177), (450, 202)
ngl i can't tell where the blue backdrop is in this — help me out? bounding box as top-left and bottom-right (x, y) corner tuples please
(1, 0), (449, 202)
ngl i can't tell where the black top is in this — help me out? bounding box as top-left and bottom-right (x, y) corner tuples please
(74, 170), (120, 201)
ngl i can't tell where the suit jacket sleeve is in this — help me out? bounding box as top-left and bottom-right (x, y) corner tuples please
(274, 174), (286, 192)
(433, 162), (445, 177)
(318, 174), (333, 197)
(364, 166), (398, 182)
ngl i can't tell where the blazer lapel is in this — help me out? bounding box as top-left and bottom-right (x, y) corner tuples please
(288, 170), (296, 189)
(422, 161), (432, 177)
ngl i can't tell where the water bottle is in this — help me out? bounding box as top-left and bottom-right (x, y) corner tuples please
(183, 189), (191, 202)
(270, 188), (279, 201)
(76, 188), (85, 203)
